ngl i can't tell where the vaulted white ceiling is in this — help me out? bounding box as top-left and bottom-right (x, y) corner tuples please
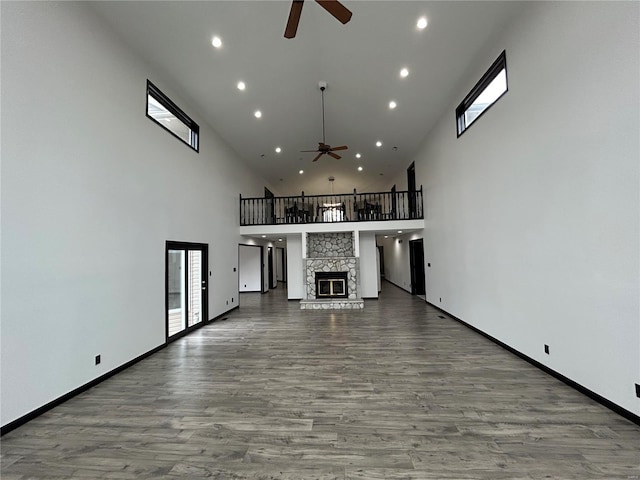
(91, 1), (524, 195)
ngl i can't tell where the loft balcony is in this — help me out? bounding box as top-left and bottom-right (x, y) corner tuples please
(240, 187), (423, 226)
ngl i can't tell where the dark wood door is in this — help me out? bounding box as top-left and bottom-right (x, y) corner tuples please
(409, 238), (425, 296)
(407, 163), (416, 219)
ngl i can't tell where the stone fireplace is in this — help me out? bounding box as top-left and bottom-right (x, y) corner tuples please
(300, 232), (364, 310)
(315, 271), (348, 299)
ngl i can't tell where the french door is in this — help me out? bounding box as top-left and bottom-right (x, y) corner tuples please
(166, 241), (208, 340)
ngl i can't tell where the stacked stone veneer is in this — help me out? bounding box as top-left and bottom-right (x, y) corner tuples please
(307, 232), (354, 258)
(304, 257), (359, 300)
(304, 232), (360, 303)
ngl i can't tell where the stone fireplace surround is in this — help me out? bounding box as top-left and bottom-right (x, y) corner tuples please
(300, 232), (364, 310)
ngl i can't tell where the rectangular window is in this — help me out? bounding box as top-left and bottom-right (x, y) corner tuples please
(146, 80), (199, 151)
(456, 50), (507, 137)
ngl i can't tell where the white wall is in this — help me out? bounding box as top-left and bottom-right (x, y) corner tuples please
(286, 234), (303, 299)
(0, 2), (269, 427)
(407, 2), (639, 415)
(358, 232), (379, 298)
(238, 245), (262, 292)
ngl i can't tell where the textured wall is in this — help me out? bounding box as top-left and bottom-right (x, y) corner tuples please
(307, 232), (354, 258)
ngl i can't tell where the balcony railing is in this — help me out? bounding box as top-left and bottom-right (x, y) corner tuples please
(240, 187), (423, 226)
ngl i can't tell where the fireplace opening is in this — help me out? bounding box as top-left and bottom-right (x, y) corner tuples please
(315, 271), (348, 299)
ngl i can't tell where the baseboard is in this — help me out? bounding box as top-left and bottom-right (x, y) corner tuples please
(208, 305), (239, 323)
(383, 278), (412, 294)
(1, 342), (165, 436)
(1, 305), (241, 436)
(426, 302), (640, 427)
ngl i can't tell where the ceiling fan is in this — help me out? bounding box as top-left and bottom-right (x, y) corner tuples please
(284, 0), (352, 39)
(301, 83), (348, 162)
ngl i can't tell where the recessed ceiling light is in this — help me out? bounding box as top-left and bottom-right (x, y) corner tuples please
(237, 81), (246, 91)
(275, 147), (282, 153)
(355, 153), (361, 159)
(211, 36), (222, 48)
(376, 141), (382, 147)
(389, 101), (397, 109)
(357, 166), (363, 171)
(384, 235), (389, 238)
(278, 238), (283, 242)
(261, 235), (266, 238)
(299, 169), (304, 174)
(417, 17), (428, 29)
(254, 110), (262, 118)
(400, 68), (409, 78)
(397, 230), (403, 234)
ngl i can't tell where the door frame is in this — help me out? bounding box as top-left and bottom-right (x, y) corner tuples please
(409, 238), (425, 296)
(268, 246), (276, 289)
(165, 241), (209, 342)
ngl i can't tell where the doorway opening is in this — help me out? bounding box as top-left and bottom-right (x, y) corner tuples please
(409, 238), (425, 297)
(165, 241), (208, 341)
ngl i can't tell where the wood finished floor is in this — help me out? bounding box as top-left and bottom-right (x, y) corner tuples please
(2, 283), (639, 479)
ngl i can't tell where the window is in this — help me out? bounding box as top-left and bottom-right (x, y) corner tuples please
(456, 50), (507, 137)
(146, 80), (199, 151)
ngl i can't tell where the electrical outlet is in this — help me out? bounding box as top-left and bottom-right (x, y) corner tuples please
(544, 344), (550, 354)
(95, 355), (101, 365)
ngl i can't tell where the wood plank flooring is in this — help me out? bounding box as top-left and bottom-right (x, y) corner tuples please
(2, 283), (639, 479)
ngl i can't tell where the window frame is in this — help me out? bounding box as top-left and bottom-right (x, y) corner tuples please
(146, 80), (199, 152)
(456, 50), (508, 137)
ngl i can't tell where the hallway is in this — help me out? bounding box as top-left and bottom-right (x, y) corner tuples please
(2, 283), (638, 479)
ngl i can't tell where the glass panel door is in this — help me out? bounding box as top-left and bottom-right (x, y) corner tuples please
(166, 242), (208, 340)
(188, 250), (202, 327)
(167, 250), (186, 337)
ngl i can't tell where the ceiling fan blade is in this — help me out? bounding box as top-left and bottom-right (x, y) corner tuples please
(329, 145), (348, 151)
(312, 152), (324, 162)
(284, 1), (304, 39)
(300, 149), (320, 152)
(315, 0), (352, 24)
(328, 152), (341, 160)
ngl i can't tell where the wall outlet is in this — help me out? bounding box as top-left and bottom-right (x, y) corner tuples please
(544, 344), (550, 354)
(95, 354), (101, 365)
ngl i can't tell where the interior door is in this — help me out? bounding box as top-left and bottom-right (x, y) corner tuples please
(166, 241), (208, 340)
(265, 187), (275, 225)
(407, 163), (416, 219)
(268, 246), (276, 289)
(409, 238), (425, 296)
